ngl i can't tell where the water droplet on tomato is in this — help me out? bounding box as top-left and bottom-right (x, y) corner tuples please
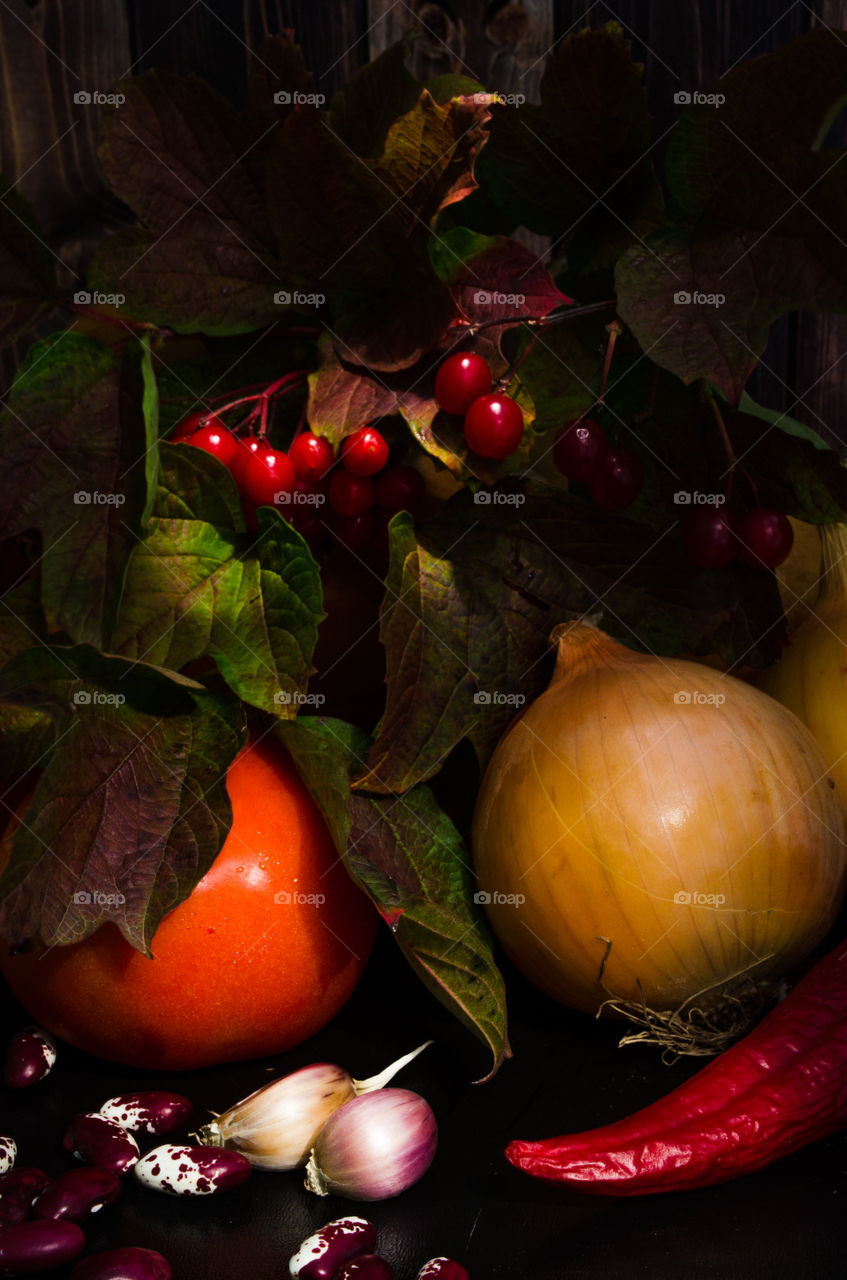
(207, 926), (216, 934)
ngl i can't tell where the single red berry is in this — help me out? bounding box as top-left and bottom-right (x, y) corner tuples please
(171, 409), (224, 441)
(553, 417), (608, 483)
(735, 507), (794, 569)
(340, 426), (390, 477)
(464, 393), (524, 460)
(588, 448), (643, 512)
(682, 506), (738, 569)
(329, 510), (377, 552)
(289, 431), (335, 483)
(184, 422), (238, 468)
(375, 465), (425, 515)
(230, 436), (263, 493)
(242, 444), (296, 507)
(435, 352), (493, 416)
(328, 469), (375, 517)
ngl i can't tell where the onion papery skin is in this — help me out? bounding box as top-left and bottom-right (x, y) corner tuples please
(471, 621), (847, 1015)
(760, 523), (847, 798)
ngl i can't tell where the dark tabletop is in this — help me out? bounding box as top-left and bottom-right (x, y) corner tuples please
(2, 928), (845, 1280)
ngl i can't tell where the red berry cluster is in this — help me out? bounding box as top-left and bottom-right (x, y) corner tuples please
(172, 410), (425, 553)
(434, 353), (524, 460)
(682, 505), (793, 570)
(552, 416), (642, 513)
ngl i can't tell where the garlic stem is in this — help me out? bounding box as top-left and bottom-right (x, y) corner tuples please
(352, 1040), (433, 1095)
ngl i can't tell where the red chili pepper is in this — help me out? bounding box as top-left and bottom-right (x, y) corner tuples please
(506, 936), (847, 1195)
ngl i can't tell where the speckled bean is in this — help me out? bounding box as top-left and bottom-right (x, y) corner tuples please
(289, 1217), (377, 1279)
(98, 1092), (192, 1136)
(0, 1136), (16, 1175)
(70, 1246), (173, 1280)
(133, 1145), (250, 1196)
(63, 1113), (139, 1175)
(33, 1167), (121, 1223)
(0, 1219), (85, 1272)
(415, 1260), (470, 1279)
(4, 1029), (56, 1090)
(333, 1255), (394, 1279)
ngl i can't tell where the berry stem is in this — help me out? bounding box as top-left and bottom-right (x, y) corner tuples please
(463, 299), (616, 335)
(597, 320), (623, 404)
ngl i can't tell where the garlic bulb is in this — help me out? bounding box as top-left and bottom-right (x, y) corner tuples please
(760, 521), (847, 795)
(471, 619), (847, 1021)
(197, 1042), (431, 1170)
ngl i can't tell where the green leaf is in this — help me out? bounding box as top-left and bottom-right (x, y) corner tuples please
(730, 408), (847, 524)
(89, 71), (283, 334)
(361, 496), (769, 793)
(0, 580), (53, 782)
(277, 715), (509, 1074)
(514, 316), (604, 431)
(112, 444), (323, 715)
(736, 392), (830, 452)
(617, 30), (847, 402)
(0, 334), (156, 649)
(0, 645), (244, 951)
(0, 177), (58, 347)
(268, 91), (493, 370)
(329, 39), (421, 158)
(476, 24), (659, 247)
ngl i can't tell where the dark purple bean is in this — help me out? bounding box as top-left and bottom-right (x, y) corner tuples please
(414, 1261), (470, 1280)
(70, 1246), (172, 1280)
(288, 1216), (377, 1279)
(0, 1168), (51, 1226)
(33, 1167), (121, 1223)
(333, 1256), (394, 1279)
(0, 1137), (15, 1175)
(4, 1029), (56, 1090)
(63, 1113), (139, 1175)
(0, 1219), (85, 1272)
(98, 1092), (192, 1136)
(133, 1144), (250, 1197)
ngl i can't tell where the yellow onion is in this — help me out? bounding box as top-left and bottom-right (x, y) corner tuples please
(760, 522), (847, 795)
(471, 619), (847, 1021)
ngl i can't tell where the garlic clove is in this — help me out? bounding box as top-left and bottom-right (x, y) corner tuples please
(304, 1088), (437, 1201)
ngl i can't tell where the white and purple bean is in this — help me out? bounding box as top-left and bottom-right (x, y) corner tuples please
(4, 1029), (56, 1090)
(69, 1246), (172, 1280)
(288, 1216), (377, 1279)
(0, 1136), (16, 1175)
(63, 1113), (139, 1175)
(415, 1260), (470, 1279)
(0, 1218), (86, 1272)
(33, 1167), (121, 1223)
(98, 1092), (192, 1136)
(0, 1168), (51, 1227)
(333, 1255), (394, 1279)
(133, 1144), (251, 1197)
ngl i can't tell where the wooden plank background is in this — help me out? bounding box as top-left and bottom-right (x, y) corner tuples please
(1, 0), (845, 437)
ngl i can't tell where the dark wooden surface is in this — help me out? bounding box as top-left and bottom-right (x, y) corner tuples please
(1, 1), (846, 430)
